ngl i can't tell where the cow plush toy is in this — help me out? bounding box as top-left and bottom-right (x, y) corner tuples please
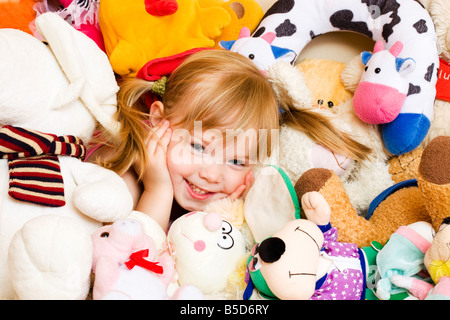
(222, 0), (439, 155)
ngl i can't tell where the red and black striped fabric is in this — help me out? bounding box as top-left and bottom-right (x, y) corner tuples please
(0, 126), (86, 207)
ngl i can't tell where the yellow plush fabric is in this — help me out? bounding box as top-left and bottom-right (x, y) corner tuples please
(205, 0), (263, 48)
(99, 0), (231, 77)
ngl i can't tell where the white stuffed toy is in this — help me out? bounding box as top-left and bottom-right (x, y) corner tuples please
(0, 12), (134, 299)
(167, 210), (247, 299)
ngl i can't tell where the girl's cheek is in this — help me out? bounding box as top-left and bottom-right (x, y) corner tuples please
(223, 168), (250, 193)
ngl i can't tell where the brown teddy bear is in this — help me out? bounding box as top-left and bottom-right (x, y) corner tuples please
(294, 136), (450, 247)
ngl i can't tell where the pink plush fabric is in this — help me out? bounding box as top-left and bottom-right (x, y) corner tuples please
(353, 82), (406, 124)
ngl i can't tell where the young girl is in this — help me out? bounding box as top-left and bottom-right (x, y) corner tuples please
(91, 49), (371, 231)
(90, 49), (280, 231)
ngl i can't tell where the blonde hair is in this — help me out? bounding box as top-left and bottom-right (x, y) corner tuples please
(99, 49), (279, 178)
(273, 81), (371, 162)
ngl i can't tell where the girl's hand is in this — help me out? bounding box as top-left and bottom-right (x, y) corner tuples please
(227, 170), (255, 201)
(136, 120), (173, 191)
(135, 120), (174, 231)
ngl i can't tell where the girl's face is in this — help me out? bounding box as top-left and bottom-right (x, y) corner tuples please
(166, 124), (257, 211)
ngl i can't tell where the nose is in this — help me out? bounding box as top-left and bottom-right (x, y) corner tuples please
(353, 81), (406, 124)
(198, 163), (223, 183)
(203, 212), (222, 231)
(144, 0), (178, 16)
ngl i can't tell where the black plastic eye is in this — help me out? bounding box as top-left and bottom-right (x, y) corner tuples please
(375, 67), (381, 74)
(100, 232), (109, 238)
(258, 237), (286, 263)
(364, 66), (368, 71)
(328, 101), (334, 108)
(248, 54), (255, 60)
(317, 99), (324, 105)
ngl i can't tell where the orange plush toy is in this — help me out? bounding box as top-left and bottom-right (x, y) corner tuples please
(0, 0), (39, 35)
(295, 136), (450, 248)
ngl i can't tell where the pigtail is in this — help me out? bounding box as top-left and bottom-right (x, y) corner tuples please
(267, 61), (372, 163)
(96, 77), (155, 179)
(279, 99), (372, 163)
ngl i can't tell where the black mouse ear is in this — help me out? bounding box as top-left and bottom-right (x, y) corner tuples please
(258, 237), (286, 263)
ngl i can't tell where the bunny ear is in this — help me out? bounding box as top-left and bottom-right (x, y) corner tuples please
(34, 12), (121, 137)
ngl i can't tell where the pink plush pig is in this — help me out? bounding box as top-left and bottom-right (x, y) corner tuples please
(91, 218), (203, 300)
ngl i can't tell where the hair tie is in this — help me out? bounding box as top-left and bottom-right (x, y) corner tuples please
(151, 76), (167, 97)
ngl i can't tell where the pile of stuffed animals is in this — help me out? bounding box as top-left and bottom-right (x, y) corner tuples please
(0, 0), (448, 300)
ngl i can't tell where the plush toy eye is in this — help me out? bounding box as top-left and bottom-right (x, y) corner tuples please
(317, 99), (324, 105)
(100, 232), (109, 238)
(248, 54), (255, 60)
(217, 221), (234, 249)
(221, 221), (232, 234)
(375, 67), (381, 74)
(249, 255), (262, 272)
(328, 101), (334, 108)
(258, 237), (285, 263)
(218, 233), (234, 250)
(364, 66), (368, 72)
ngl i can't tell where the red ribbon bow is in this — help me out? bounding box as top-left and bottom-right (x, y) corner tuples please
(124, 249), (164, 274)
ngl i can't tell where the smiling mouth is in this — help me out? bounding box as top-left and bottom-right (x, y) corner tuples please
(185, 180), (215, 200)
(188, 181), (208, 194)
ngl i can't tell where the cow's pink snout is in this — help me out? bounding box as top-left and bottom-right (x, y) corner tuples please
(353, 82), (406, 124)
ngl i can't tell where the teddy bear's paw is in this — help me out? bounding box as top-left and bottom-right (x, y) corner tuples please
(73, 178), (133, 222)
(8, 215), (93, 300)
(419, 136), (450, 185)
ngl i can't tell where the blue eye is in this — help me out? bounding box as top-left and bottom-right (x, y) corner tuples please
(228, 159), (245, 167)
(191, 143), (204, 153)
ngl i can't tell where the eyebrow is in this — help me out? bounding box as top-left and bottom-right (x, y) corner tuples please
(294, 227), (320, 251)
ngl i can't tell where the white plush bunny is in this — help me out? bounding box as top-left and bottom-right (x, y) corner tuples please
(0, 13), (133, 299)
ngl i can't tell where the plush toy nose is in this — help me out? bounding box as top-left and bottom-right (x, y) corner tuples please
(203, 212), (222, 231)
(353, 82), (406, 124)
(144, 0), (178, 16)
